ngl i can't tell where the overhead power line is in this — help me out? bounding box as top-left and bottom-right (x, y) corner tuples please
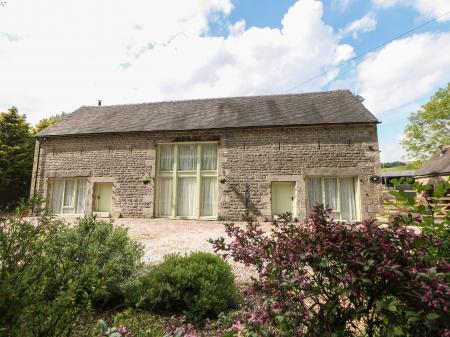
(283, 10), (450, 93)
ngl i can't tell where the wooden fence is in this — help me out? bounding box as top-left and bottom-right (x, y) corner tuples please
(416, 196), (450, 219)
(379, 191), (450, 223)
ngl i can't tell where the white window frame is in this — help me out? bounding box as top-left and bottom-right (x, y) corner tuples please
(47, 178), (87, 215)
(155, 142), (218, 219)
(305, 176), (360, 221)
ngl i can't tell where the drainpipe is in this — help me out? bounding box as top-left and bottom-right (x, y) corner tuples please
(33, 138), (43, 199)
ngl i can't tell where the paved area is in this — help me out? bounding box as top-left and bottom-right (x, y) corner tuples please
(114, 218), (272, 283)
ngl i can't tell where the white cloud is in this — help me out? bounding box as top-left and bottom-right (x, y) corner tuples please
(379, 134), (407, 162)
(342, 13), (377, 39)
(373, 0), (450, 21)
(332, 0), (352, 11)
(0, 0), (354, 124)
(356, 32), (450, 115)
(229, 20), (246, 36)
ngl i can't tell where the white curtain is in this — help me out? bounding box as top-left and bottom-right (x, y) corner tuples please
(160, 145), (174, 171)
(62, 180), (74, 214)
(306, 177), (322, 213)
(75, 180), (87, 214)
(63, 180), (74, 207)
(50, 180), (64, 214)
(201, 178), (217, 216)
(340, 177), (357, 220)
(159, 178), (173, 216)
(201, 144), (217, 170)
(324, 178), (338, 213)
(178, 145), (197, 171)
(177, 177), (197, 216)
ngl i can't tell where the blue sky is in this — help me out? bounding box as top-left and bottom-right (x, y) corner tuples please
(0, 0), (449, 162)
(225, 0), (450, 163)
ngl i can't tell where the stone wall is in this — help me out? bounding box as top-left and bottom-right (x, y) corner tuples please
(31, 123), (382, 220)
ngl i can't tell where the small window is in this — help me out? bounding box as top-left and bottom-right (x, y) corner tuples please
(306, 177), (358, 220)
(48, 178), (87, 215)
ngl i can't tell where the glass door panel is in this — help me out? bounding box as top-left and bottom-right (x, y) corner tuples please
(177, 177), (197, 217)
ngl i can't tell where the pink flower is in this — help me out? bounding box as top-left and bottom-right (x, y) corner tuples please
(118, 326), (128, 335)
(231, 320), (245, 330)
(440, 329), (450, 337)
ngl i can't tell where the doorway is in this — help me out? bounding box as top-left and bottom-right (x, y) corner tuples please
(271, 181), (295, 217)
(93, 182), (113, 217)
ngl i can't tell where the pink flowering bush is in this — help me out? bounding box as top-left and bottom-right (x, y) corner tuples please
(162, 315), (240, 337)
(210, 206), (450, 337)
(163, 316), (199, 337)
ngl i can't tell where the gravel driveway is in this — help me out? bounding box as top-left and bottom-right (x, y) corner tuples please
(115, 218), (272, 283)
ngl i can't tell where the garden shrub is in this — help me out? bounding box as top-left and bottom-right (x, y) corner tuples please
(0, 198), (144, 337)
(211, 208), (450, 337)
(53, 216), (144, 308)
(138, 252), (238, 323)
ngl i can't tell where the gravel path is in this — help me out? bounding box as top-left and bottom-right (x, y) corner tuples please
(115, 218), (271, 284)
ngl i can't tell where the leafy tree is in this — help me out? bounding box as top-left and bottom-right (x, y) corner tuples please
(0, 109), (66, 210)
(31, 112), (66, 135)
(402, 83), (450, 161)
(381, 161), (407, 169)
(0, 107), (34, 209)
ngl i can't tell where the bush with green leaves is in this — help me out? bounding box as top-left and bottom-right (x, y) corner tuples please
(0, 198), (143, 337)
(138, 252), (239, 323)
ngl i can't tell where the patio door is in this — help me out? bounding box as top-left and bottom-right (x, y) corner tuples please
(272, 182), (295, 216)
(156, 143), (218, 219)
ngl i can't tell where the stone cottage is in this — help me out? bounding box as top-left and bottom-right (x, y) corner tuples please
(31, 90), (382, 221)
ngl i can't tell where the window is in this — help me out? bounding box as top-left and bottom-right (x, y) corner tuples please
(156, 142), (218, 218)
(306, 177), (359, 220)
(47, 178), (87, 215)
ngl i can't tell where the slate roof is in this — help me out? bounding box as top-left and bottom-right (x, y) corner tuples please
(415, 145), (450, 177)
(36, 90), (379, 138)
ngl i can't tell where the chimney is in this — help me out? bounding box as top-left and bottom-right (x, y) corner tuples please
(98, 100), (102, 106)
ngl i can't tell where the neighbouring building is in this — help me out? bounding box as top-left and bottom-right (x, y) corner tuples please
(31, 90), (383, 221)
(381, 170), (416, 188)
(415, 145), (450, 186)
(381, 170), (417, 198)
